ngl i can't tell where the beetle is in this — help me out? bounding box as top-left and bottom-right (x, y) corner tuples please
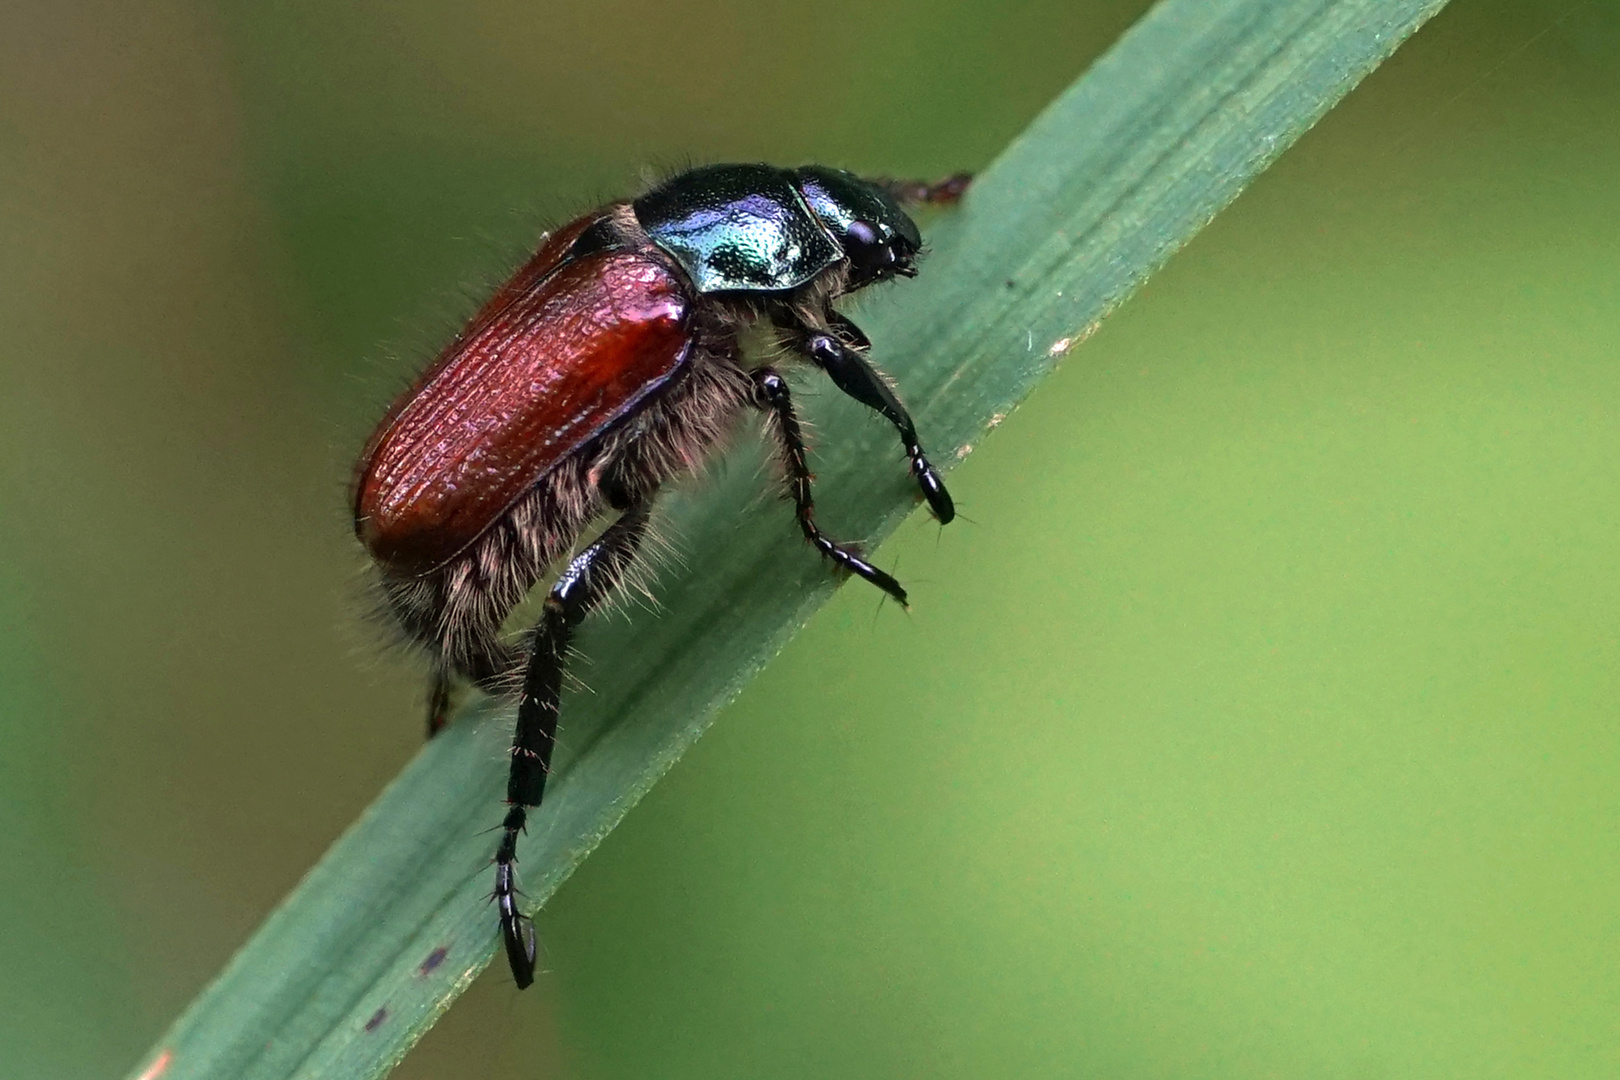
(352, 162), (969, 988)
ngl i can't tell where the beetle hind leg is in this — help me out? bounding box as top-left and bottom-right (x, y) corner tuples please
(753, 367), (908, 607)
(375, 563), (528, 739)
(425, 669), (455, 738)
(494, 502), (654, 988)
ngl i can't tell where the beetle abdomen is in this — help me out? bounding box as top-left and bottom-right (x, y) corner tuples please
(354, 247), (692, 576)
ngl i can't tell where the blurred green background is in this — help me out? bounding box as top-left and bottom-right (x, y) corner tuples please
(5, 1), (1620, 1077)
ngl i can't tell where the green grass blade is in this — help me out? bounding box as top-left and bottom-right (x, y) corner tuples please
(127, 1), (1448, 1077)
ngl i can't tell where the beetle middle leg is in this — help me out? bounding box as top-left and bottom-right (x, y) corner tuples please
(753, 367), (908, 606)
(781, 313), (954, 525)
(494, 501), (652, 988)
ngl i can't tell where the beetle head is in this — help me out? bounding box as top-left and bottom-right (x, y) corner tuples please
(793, 166), (923, 291)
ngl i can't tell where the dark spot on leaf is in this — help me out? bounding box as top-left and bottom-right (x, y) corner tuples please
(418, 946), (450, 976)
(364, 1007), (388, 1032)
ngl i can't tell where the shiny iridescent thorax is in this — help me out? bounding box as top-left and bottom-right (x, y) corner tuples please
(352, 162), (968, 988)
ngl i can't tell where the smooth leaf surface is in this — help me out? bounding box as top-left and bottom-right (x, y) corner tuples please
(127, 1), (1449, 1077)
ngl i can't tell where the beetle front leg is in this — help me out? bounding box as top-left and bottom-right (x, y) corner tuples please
(753, 368), (908, 606)
(495, 502), (652, 988)
(875, 172), (972, 206)
(787, 315), (954, 525)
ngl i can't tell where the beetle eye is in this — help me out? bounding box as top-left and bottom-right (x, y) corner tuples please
(841, 218), (906, 288)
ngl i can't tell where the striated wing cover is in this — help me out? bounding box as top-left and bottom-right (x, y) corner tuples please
(355, 223), (691, 576)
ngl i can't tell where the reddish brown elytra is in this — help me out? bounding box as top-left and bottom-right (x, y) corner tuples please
(356, 225), (691, 576)
(352, 163), (969, 988)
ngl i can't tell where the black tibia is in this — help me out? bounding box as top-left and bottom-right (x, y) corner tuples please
(425, 670), (453, 739)
(752, 368), (908, 607)
(494, 503), (653, 989)
(877, 173), (972, 206)
(787, 313), (955, 525)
